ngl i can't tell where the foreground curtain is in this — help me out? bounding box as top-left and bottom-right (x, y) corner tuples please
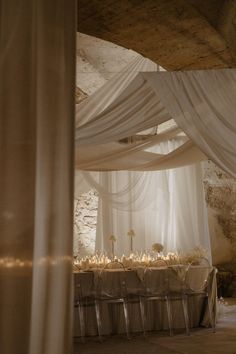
(0, 2), (75, 354)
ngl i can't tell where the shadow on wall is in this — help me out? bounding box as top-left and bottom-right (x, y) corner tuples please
(208, 208), (236, 265)
(204, 161), (236, 265)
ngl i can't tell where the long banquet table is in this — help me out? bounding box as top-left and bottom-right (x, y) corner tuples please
(73, 265), (217, 337)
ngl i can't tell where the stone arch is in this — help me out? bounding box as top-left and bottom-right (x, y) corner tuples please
(78, 0), (236, 70)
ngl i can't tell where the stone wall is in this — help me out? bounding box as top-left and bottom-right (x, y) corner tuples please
(203, 161), (236, 296)
(203, 161), (236, 265)
(73, 190), (98, 257)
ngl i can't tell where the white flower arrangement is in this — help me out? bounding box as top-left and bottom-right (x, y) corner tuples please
(109, 235), (116, 242)
(127, 229), (135, 237)
(152, 243), (164, 253)
(73, 245), (209, 270)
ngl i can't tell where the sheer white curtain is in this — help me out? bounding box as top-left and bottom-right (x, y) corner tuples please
(76, 135), (206, 171)
(96, 138), (211, 260)
(143, 70), (236, 178)
(76, 73), (170, 146)
(76, 53), (158, 127)
(76, 69), (236, 178)
(75, 54), (160, 195)
(75, 58), (215, 261)
(0, 2), (75, 354)
(75, 52), (236, 263)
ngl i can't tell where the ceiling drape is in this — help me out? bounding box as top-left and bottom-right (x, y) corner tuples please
(76, 69), (236, 177)
(143, 70), (236, 178)
(75, 53), (215, 261)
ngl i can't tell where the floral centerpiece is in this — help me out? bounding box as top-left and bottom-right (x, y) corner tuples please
(181, 246), (209, 265)
(152, 243), (164, 254)
(73, 245), (210, 271)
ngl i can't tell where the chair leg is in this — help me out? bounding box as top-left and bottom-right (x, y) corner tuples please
(95, 300), (103, 342)
(181, 295), (190, 336)
(139, 297), (146, 337)
(207, 296), (216, 333)
(77, 303), (85, 343)
(123, 300), (131, 340)
(165, 296), (173, 337)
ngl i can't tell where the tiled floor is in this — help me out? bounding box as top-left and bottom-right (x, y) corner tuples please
(74, 299), (236, 354)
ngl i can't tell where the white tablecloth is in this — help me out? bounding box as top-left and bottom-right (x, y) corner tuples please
(73, 266), (217, 336)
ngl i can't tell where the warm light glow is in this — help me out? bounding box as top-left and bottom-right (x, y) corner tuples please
(0, 255), (73, 269)
(73, 246), (209, 271)
(0, 257), (32, 269)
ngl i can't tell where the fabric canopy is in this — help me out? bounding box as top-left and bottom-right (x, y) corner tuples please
(96, 138), (211, 258)
(76, 135), (206, 171)
(75, 53), (213, 260)
(76, 72), (171, 146)
(76, 68), (236, 178)
(76, 53), (158, 127)
(143, 70), (236, 178)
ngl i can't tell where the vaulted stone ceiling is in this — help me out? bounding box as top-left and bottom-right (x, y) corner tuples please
(78, 0), (236, 70)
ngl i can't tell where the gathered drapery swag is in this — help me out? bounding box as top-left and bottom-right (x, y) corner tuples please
(76, 68), (236, 178)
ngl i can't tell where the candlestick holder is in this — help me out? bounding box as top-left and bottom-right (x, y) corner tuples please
(127, 229), (135, 253)
(109, 235), (116, 259)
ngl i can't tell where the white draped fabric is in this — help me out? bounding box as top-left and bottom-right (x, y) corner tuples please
(76, 53), (158, 127)
(76, 69), (236, 178)
(95, 139), (211, 259)
(76, 73), (171, 146)
(143, 70), (236, 178)
(75, 54), (160, 193)
(76, 127), (207, 171)
(75, 57), (236, 262)
(75, 55), (236, 263)
(0, 2), (75, 354)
